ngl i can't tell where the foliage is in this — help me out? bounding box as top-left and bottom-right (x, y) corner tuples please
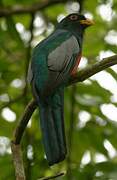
(0, 0), (117, 179)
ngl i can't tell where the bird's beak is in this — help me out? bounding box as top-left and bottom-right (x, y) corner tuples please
(80, 19), (94, 26)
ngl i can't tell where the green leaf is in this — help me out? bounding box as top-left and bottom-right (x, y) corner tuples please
(6, 16), (24, 47)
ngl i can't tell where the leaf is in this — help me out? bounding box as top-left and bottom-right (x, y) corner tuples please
(6, 16), (24, 47)
(79, 121), (108, 157)
(44, 4), (65, 21)
(0, 154), (15, 180)
(76, 80), (111, 103)
(84, 0), (98, 13)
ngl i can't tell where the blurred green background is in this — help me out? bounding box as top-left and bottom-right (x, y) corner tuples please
(0, 0), (117, 179)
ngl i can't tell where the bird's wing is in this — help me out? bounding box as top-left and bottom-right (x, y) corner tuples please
(43, 34), (80, 95)
(48, 35), (79, 72)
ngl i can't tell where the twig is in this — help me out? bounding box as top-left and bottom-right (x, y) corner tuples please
(39, 172), (65, 180)
(0, 82), (29, 111)
(0, 44), (23, 61)
(79, 0), (84, 12)
(24, 13), (35, 104)
(0, 0), (67, 17)
(25, 13), (35, 77)
(0, 94), (24, 111)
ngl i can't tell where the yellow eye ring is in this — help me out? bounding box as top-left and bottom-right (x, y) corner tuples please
(69, 15), (78, 20)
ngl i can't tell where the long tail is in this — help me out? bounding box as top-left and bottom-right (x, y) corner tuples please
(39, 88), (66, 166)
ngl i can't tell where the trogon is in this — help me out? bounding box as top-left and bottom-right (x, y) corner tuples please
(27, 13), (94, 166)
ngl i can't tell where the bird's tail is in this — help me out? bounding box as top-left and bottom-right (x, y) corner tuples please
(39, 88), (66, 166)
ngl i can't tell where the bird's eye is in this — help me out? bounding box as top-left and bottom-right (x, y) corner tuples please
(69, 15), (78, 20)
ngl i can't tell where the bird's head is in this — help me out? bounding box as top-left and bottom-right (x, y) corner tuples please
(57, 13), (94, 34)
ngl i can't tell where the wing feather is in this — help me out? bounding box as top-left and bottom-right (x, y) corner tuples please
(48, 35), (79, 72)
(43, 35), (80, 95)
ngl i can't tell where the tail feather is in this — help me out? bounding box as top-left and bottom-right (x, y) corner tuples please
(39, 88), (66, 166)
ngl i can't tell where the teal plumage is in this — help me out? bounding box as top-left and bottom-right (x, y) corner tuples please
(28, 13), (94, 165)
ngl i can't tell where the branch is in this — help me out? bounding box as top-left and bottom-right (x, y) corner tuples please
(11, 99), (37, 180)
(25, 13), (35, 77)
(13, 99), (37, 144)
(11, 142), (26, 180)
(11, 54), (117, 179)
(0, 0), (67, 17)
(39, 172), (65, 180)
(4, 55), (116, 112)
(12, 51), (115, 143)
(0, 94), (24, 111)
(0, 84), (28, 111)
(69, 54), (117, 85)
(11, 54), (117, 146)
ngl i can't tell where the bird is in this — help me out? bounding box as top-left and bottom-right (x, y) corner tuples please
(27, 13), (94, 166)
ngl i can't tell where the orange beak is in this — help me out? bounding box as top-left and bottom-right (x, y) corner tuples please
(80, 18), (94, 26)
